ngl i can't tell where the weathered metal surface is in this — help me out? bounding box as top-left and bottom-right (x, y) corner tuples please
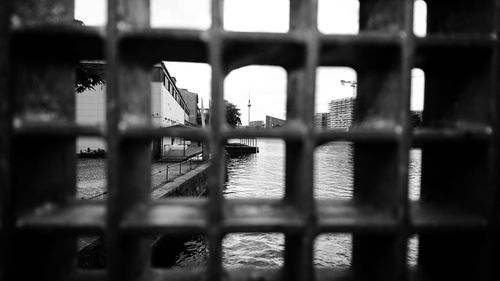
(0, 0), (499, 281)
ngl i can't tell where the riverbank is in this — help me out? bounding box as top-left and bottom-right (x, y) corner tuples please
(76, 158), (204, 199)
(77, 161), (210, 268)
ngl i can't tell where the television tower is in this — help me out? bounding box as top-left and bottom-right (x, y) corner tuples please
(247, 91), (251, 126)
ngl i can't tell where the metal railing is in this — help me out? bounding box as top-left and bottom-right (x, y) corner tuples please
(238, 138), (258, 147)
(0, 1), (499, 281)
(151, 155), (202, 183)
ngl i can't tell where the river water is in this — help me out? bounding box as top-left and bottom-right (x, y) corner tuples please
(222, 139), (421, 268)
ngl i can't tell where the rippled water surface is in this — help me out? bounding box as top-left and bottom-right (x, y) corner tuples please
(222, 139), (421, 268)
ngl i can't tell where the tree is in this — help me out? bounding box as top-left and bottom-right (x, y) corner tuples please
(225, 100), (242, 127)
(74, 20), (105, 93)
(203, 100), (242, 127)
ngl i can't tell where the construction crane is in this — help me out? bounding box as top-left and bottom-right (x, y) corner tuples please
(340, 79), (357, 97)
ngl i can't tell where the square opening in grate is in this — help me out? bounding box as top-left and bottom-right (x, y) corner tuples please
(150, 0), (211, 30)
(223, 233), (284, 268)
(77, 235), (107, 269)
(409, 68), (424, 201)
(407, 235), (419, 267)
(75, 0), (107, 27)
(225, 138), (285, 199)
(77, 147), (107, 200)
(318, 0), (359, 35)
(315, 67), (357, 131)
(152, 233), (208, 268)
(413, 0), (427, 37)
(224, 0), (289, 33)
(149, 61), (210, 196)
(225, 66), (287, 130)
(314, 141), (353, 199)
(315, 233), (352, 267)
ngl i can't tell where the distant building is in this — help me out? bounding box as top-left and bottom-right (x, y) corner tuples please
(314, 112), (330, 130)
(77, 61), (198, 158)
(326, 97), (422, 129)
(328, 97), (356, 129)
(179, 88), (201, 126)
(411, 110), (423, 127)
(249, 120), (265, 128)
(266, 115), (286, 129)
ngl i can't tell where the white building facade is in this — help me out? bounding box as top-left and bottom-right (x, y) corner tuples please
(76, 62), (191, 157)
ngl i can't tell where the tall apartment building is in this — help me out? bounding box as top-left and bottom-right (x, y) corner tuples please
(328, 97), (356, 129)
(314, 112), (330, 130)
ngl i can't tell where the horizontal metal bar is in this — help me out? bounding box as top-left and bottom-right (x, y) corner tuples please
(415, 39), (494, 67)
(412, 127), (492, 144)
(66, 270), (106, 281)
(11, 25), (104, 60)
(14, 193), (490, 237)
(222, 122), (306, 141)
(150, 267), (351, 281)
(121, 198), (207, 235)
(320, 34), (401, 67)
(119, 28), (208, 63)
(16, 201), (105, 234)
(317, 199), (398, 233)
(410, 202), (488, 233)
(315, 127), (401, 145)
(223, 31), (305, 72)
(415, 34), (497, 48)
(14, 122), (104, 137)
(223, 199), (304, 233)
(120, 126), (208, 140)
(150, 268), (205, 281)
(320, 33), (403, 45)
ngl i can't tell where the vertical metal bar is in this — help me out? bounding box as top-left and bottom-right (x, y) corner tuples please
(351, 1), (407, 281)
(107, 0), (151, 281)
(418, 1), (496, 280)
(0, 1), (11, 279)
(207, 1), (224, 280)
(9, 1), (76, 280)
(285, 1), (317, 281)
(495, 1), (500, 279)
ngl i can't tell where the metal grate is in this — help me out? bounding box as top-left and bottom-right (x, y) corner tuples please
(1, 0), (499, 280)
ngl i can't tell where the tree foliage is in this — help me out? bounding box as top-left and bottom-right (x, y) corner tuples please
(204, 101), (242, 127)
(75, 63), (105, 93)
(74, 19), (105, 93)
(225, 100), (242, 127)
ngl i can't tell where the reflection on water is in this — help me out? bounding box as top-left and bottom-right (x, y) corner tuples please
(314, 143), (353, 199)
(224, 140), (284, 198)
(220, 139), (422, 268)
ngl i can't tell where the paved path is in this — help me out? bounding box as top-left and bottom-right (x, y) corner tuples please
(77, 159), (202, 200)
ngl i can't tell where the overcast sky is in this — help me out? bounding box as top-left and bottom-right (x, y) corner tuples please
(76, 0), (426, 125)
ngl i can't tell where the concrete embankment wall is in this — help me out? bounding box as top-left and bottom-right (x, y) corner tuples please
(151, 163), (209, 199)
(78, 163), (210, 268)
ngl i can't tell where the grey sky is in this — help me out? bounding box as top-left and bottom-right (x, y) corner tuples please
(76, 0), (426, 125)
